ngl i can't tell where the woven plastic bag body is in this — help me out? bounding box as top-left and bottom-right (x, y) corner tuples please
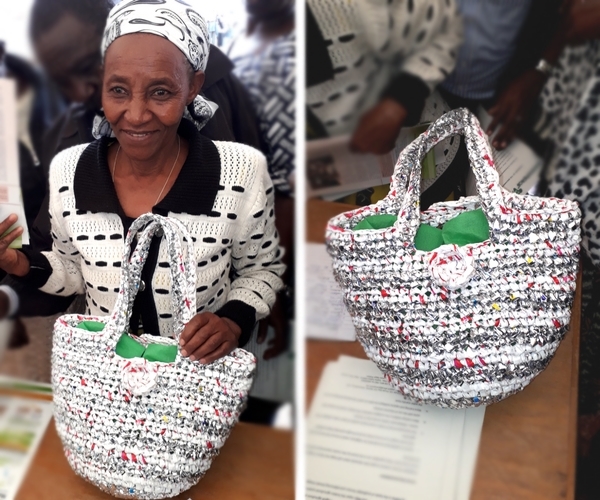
(326, 108), (581, 409)
(52, 214), (256, 499)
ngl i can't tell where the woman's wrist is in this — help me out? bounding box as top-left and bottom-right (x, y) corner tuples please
(221, 317), (242, 342)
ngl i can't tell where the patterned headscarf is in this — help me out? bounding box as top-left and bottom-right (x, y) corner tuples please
(93, 0), (218, 139)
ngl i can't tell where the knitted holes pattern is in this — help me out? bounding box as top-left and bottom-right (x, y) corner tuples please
(52, 214), (256, 499)
(326, 108), (582, 409)
(43, 140), (283, 336)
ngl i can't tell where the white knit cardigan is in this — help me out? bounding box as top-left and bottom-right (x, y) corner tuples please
(28, 130), (284, 338)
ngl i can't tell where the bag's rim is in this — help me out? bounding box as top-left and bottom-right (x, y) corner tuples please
(326, 192), (581, 237)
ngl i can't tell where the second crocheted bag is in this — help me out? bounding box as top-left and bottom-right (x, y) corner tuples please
(326, 108), (581, 409)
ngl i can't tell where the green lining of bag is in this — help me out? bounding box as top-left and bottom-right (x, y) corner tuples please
(76, 321), (177, 362)
(115, 334), (178, 363)
(76, 320), (106, 332)
(352, 214), (398, 230)
(352, 209), (490, 250)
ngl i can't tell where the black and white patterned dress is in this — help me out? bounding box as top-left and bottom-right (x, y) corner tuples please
(230, 32), (296, 196)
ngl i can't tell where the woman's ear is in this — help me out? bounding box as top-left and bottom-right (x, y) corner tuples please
(188, 71), (205, 105)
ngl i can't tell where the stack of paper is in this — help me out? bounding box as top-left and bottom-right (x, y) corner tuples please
(245, 324), (295, 404)
(307, 356), (485, 500)
(0, 79), (29, 247)
(0, 376), (53, 500)
(466, 108), (543, 197)
(305, 243), (355, 341)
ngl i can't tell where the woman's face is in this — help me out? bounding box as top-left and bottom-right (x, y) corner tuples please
(102, 33), (203, 162)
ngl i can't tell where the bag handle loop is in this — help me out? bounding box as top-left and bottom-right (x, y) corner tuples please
(107, 213), (197, 343)
(386, 108), (505, 241)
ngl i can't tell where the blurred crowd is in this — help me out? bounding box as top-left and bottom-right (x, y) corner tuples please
(0, 0), (295, 424)
(306, 0), (600, 497)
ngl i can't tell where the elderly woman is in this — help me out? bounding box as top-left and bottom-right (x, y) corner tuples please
(0, 0), (284, 365)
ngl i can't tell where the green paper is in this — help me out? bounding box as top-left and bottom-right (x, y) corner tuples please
(76, 320), (106, 332)
(143, 343), (178, 363)
(115, 334), (146, 359)
(414, 224), (444, 251)
(442, 209), (489, 246)
(353, 214), (398, 230)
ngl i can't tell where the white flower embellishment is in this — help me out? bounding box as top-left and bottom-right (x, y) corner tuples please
(427, 244), (475, 290)
(121, 358), (159, 396)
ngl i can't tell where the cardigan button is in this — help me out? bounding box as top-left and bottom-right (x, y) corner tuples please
(156, 228), (164, 237)
(139, 280), (146, 292)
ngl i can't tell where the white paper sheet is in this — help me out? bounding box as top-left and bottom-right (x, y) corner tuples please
(307, 356), (485, 500)
(0, 79), (29, 247)
(468, 108), (543, 196)
(305, 243), (355, 341)
(244, 324), (294, 403)
(0, 379), (53, 500)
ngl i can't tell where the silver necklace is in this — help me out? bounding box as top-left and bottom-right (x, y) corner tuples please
(112, 135), (181, 206)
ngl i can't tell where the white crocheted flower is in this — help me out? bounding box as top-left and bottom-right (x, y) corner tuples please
(427, 244), (475, 290)
(121, 358), (159, 396)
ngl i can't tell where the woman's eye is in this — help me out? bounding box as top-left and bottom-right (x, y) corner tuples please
(154, 89), (169, 96)
(110, 87), (126, 95)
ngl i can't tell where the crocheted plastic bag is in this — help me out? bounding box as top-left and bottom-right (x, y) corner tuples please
(326, 108), (581, 409)
(52, 213), (256, 499)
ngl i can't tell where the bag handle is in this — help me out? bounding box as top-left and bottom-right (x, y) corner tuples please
(388, 108), (505, 241)
(107, 213), (197, 343)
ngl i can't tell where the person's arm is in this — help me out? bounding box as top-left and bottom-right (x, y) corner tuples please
(350, 0), (463, 154)
(486, 0), (565, 148)
(215, 152), (285, 337)
(16, 148), (85, 296)
(178, 148), (285, 363)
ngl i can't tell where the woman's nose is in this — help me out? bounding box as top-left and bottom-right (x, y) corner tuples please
(125, 95), (151, 125)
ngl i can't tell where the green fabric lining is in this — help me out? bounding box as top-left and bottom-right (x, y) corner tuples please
(352, 209), (490, 250)
(76, 321), (177, 363)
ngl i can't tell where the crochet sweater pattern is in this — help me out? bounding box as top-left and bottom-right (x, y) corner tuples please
(306, 0), (463, 136)
(21, 119), (284, 344)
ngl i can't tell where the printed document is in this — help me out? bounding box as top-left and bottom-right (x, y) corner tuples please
(305, 243), (355, 341)
(307, 356), (485, 500)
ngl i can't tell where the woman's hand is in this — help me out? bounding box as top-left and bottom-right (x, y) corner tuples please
(564, 0), (600, 46)
(486, 69), (547, 150)
(179, 312), (242, 364)
(350, 99), (408, 155)
(0, 215), (29, 276)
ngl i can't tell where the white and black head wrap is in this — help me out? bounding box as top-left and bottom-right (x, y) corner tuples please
(93, 0), (218, 139)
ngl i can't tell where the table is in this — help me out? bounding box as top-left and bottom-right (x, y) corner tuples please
(11, 388), (293, 500)
(306, 198), (580, 500)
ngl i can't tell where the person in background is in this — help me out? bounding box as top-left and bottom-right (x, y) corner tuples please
(306, 0), (465, 209)
(0, 0), (266, 321)
(306, 0), (463, 155)
(1, 49), (64, 239)
(0, 45), (65, 347)
(439, 0), (564, 150)
(536, 4), (600, 496)
(228, 0), (295, 360)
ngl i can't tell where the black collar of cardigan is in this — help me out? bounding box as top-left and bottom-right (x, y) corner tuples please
(73, 118), (221, 217)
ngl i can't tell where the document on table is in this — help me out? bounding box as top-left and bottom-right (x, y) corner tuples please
(0, 79), (29, 247)
(307, 356), (485, 500)
(306, 92), (461, 199)
(0, 377), (53, 500)
(306, 126), (447, 199)
(305, 243), (355, 341)
(245, 324), (295, 403)
(468, 108), (543, 196)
